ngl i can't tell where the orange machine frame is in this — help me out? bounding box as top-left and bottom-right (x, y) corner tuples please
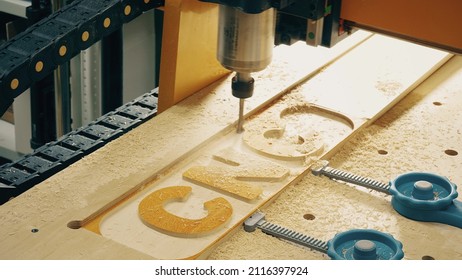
(341, 0), (462, 55)
(157, 0), (462, 113)
(157, 0), (229, 113)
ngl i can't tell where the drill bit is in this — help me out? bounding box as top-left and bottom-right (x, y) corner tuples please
(233, 72), (253, 134)
(237, 98), (245, 133)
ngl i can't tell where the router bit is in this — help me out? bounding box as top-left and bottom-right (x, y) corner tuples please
(237, 98), (245, 133)
(232, 72), (253, 133)
(216, 5), (276, 133)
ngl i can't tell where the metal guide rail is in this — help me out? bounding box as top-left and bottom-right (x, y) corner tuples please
(0, 88), (158, 205)
(0, 0), (164, 114)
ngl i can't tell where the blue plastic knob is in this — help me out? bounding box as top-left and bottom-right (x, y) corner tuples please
(389, 172), (462, 228)
(327, 229), (404, 260)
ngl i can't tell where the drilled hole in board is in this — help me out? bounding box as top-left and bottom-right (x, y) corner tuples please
(378, 149), (388, 155)
(422, 255), (435, 260)
(433, 102), (443, 106)
(67, 220), (82, 229)
(445, 149), (458, 156)
(303, 214), (316, 221)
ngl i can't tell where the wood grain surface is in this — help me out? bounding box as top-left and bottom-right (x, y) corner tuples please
(0, 31), (452, 259)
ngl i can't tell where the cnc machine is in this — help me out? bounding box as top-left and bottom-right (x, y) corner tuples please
(0, 0), (461, 260)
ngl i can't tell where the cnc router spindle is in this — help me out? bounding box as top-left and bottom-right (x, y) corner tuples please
(216, 5), (276, 133)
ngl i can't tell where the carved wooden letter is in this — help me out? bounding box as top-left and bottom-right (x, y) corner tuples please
(138, 186), (233, 237)
(183, 148), (289, 201)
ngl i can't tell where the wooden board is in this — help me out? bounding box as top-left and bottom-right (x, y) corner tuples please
(0, 32), (451, 259)
(209, 56), (462, 260)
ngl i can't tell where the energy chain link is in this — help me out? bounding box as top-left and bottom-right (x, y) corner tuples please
(0, 0), (164, 114)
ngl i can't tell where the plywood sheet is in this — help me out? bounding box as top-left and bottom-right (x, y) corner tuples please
(209, 56), (462, 260)
(0, 32), (451, 259)
(93, 35), (449, 259)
